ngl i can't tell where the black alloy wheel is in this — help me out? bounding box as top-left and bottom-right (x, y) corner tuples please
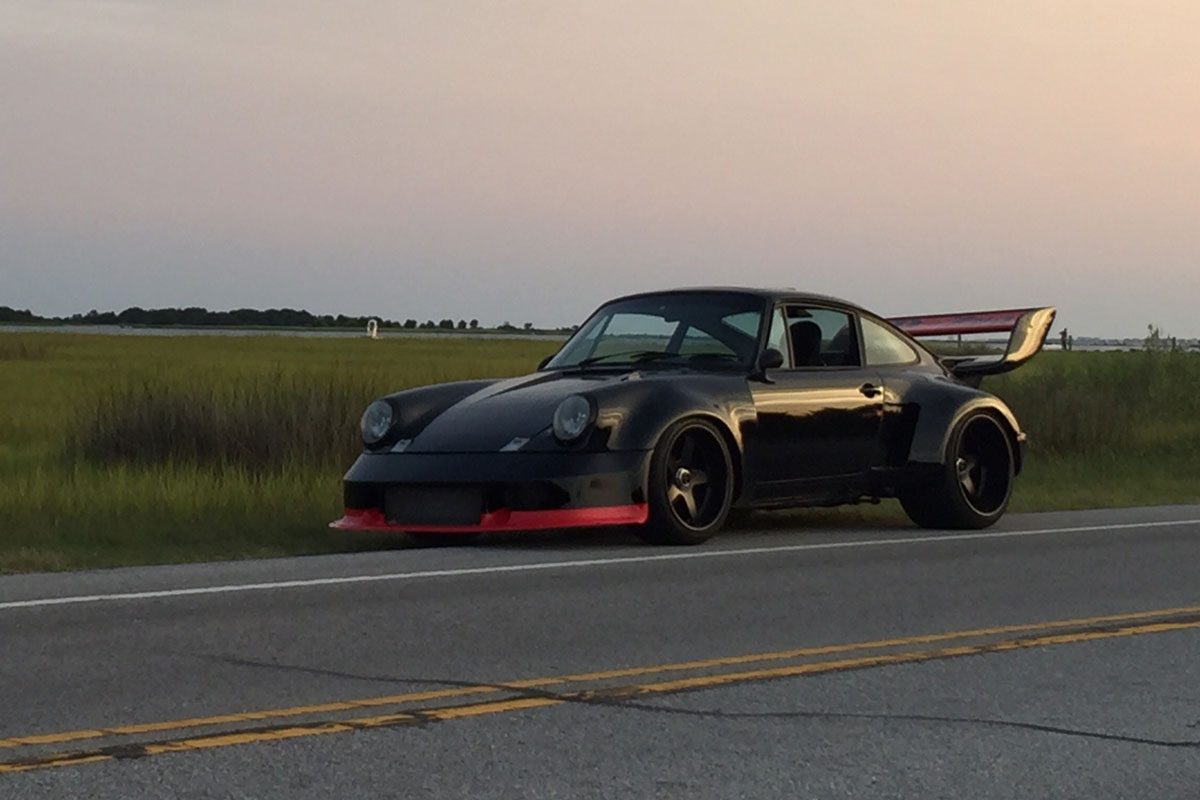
(900, 411), (1015, 529)
(953, 416), (1013, 518)
(639, 419), (735, 545)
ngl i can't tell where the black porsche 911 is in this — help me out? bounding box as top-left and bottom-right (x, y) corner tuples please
(333, 288), (1055, 545)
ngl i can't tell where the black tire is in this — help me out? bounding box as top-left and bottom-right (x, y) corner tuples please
(406, 532), (481, 548)
(899, 412), (1015, 530)
(637, 419), (735, 545)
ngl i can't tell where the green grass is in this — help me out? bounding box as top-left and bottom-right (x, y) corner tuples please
(989, 350), (1200, 510)
(1, 333), (1197, 573)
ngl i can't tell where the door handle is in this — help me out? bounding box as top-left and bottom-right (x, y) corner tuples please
(859, 383), (881, 398)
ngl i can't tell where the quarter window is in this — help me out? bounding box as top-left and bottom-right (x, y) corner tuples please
(862, 316), (919, 366)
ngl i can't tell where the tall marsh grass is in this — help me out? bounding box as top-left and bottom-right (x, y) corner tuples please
(0, 334), (52, 361)
(73, 371), (379, 471)
(992, 350), (1200, 458)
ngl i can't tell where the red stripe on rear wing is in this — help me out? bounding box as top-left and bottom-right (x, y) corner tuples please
(887, 309), (1042, 337)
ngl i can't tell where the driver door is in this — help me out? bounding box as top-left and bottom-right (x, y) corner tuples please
(747, 305), (884, 500)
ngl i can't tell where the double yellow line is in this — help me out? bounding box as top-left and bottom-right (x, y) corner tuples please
(3, 604), (1199, 774)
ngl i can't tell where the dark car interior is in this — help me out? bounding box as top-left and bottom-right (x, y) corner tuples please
(785, 307), (860, 368)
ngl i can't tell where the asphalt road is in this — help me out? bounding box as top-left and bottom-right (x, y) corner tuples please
(2, 505), (1199, 799)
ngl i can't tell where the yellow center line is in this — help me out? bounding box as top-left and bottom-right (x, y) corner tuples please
(4, 614), (1197, 775)
(627, 619), (1200, 694)
(0, 755), (111, 774)
(0, 687), (498, 749)
(3, 603), (1199, 752)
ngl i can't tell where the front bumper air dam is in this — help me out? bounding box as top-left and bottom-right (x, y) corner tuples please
(331, 449), (652, 533)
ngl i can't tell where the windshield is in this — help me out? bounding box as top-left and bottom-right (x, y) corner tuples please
(545, 292), (766, 370)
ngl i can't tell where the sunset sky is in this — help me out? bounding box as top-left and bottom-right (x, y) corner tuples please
(2, 1), (1198, 337)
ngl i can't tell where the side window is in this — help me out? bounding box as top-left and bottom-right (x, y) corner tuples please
(862, 316), (919, 366)
(785, 307), (861, 367)
(766, 307), (791, 366)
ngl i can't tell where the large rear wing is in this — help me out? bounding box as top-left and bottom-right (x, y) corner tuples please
(887, 307), (1057, 385)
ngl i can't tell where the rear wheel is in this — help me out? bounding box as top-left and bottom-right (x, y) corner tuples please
(900, 412), (1015, 529)
(637, 419), (735, 545)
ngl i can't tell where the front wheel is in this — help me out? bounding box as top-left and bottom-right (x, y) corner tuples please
(900, 412), (1015, 529)
(637, 419), (735, 545)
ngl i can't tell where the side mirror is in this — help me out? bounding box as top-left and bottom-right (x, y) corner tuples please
(537, 355), (554, 370)
(751, 348), (784, 383)
(757, 348), (784, 371)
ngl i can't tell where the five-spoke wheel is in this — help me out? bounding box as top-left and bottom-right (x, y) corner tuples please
(639, 419), (735, 544)
(900, 411), (1015, 529)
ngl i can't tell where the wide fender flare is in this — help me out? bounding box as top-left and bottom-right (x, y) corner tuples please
(905, 382), (1023, 473)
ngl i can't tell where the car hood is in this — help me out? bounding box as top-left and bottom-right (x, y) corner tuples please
(404, 370), (636, 453)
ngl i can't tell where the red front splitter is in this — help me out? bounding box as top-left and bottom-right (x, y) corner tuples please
(330, 503), (649, 533)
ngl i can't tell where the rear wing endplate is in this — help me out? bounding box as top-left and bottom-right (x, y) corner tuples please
(887, 307), (1057, 385)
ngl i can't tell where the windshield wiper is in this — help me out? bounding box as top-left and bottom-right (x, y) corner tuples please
(573, 350), (679, 368)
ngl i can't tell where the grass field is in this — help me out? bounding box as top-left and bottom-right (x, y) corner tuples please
(2, 332), (1198, 573)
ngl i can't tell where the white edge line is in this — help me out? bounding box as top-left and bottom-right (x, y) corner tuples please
(2, 518), (1198, 611)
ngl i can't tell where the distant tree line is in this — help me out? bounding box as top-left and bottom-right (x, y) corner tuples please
(0, 305), (409, 329)
(0, 306), (38, 323)
(0, 305), (574, 334)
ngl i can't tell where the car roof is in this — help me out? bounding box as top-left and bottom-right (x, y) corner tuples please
(605, 286), (866, 311)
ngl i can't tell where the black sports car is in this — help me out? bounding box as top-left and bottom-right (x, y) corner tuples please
(333, 288), (1055, 544)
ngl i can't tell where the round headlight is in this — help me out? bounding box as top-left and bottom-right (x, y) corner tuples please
(553, 395), (594, 442)
(361, 400), (394, 444)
